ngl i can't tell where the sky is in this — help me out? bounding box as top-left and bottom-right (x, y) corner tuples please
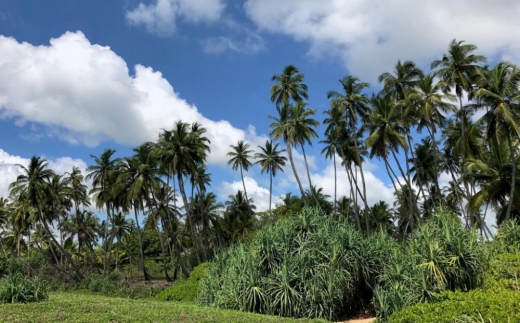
(1, 0), (520, 216)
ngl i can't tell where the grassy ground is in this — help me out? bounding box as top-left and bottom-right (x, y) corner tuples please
(0, 292), (328, 323)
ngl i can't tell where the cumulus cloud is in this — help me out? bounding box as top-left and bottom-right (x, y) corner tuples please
(126, 0), (225, 36)
(219, 176), (281, 212)
(244, 0), (520, 81)
(0, 149), (88, 198)
(0, 31), (267, 165)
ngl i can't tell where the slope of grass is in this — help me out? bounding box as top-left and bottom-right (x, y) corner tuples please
(0, 292), (327, 323)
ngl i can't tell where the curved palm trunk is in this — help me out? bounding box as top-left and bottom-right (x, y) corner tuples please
(155, 221), (171, 282)
(240, 166), (249, 204)
(301, 145), (321, 209)
(286, 141), (306, 203)
(132, 206), (151, 281)
(506, 133), (517, 222)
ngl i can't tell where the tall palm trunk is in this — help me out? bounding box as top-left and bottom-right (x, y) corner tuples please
(345, 162), (362, 231)
(301, 145), (321, 208)
(269, 171), (273, 217)
(177, 173), (205, 263)
(506, 133), (517, 222)
(239, 166), (249, 204)
(333, 153), (337, 213)
(390, 150), (416, 232)
(286, 141), (306, 203)
(132, 206), (151, 281)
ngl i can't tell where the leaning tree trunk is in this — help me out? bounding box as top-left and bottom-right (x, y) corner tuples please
(286, 141), (307, 204)
(133, 206), (151, 281)
(301, 145), (321, 208)
(240, 166), (249, 205)
(506, 133), (517, 222)
(391, 150), (416, 232)
(345, 163), (362, 231)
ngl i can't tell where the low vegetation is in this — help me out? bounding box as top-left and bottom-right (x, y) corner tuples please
(155, 263), (208, 302)
(0, 292), (326, 323)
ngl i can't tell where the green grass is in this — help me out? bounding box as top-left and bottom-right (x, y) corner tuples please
(0, 292), (328, 323)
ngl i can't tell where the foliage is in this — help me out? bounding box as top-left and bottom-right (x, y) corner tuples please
(199, 208), (397, 321)
(483, 253), (520, 291)
(492, 220), (520, 253)
(156, 263), (208, 302)
(0, 274), (48, 304)
(385, 288), (519, 323)
(0, 292), (327, 323)
(374, 210), (488, 320)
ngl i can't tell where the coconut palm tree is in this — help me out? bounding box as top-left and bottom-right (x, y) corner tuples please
(227, 140), (254, 203)
(379, 60), (422, 101)
(269, 105), (306, 201)
(364, 95), (418, 230)
(287, 101), (319, 193)
(432, 39), (486, 200)
(9, 157), (81, 276)
(465, 140), (520, 226)
(254, 140), (287, 215)
(327, 76), (371, 216)
(87, 148), (119, 274)
(472, 61), (520, 221)
(270, 65), (308, 109)
(157, 122), (210, 263)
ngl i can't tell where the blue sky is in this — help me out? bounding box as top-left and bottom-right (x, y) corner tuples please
(0, 0), (518, 213)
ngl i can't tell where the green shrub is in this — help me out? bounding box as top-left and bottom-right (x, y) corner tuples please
(199, 208), (396, 321)
(385, 288), (520, 323)
(483, 253), (520, 291)
(493, 220), (520, 253)
(155, 263), (208, 302)
(0, 274), (48, 304)
(82, 274), (118, 294)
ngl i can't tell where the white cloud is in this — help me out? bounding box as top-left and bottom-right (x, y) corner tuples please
(126, 0), (225, 36)
(201, 31), (266, 55)
(219, 176), (281, 212)
(0, 149), (88, 198)
(0, 31), (267, 165)
(244, 0), (520, 81)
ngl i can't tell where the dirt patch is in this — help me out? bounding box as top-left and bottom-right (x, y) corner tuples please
(340, 318), (376, 323)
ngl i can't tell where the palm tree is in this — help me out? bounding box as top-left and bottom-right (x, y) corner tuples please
(465, 140), (520, 226)
(431, 39), (486, 200)
(254, 140), (287, 215)
(157, 122), (211, 263)
(270, 65), (308, 109)
(86, 148), (119, 274)
(269, 105), (306, 200)
(472, 62), (520, 221)
(364, 95), (417, 230)
(327, 75), (371, 216)
(9, 157), (80, 276)
(408, 73), (457, 191)
(117, 142), (164, 281)
(222, 191), (256, 243)
(287, 101), (320, 194)
(227, 140), (254, 203)
(379, 60), (422, 101)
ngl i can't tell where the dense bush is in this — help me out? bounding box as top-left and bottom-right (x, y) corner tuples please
(385, 288), (520, 323)
(375, 213), (488, 320)
(156, 263), (208, 302)
(492, 220), (520, 253)
(199, 208), (489, 321)
(0, 274), (48, 304)
(199, 208), (397, 321)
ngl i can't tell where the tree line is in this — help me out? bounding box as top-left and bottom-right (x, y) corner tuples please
(0, 38), (519, 280)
